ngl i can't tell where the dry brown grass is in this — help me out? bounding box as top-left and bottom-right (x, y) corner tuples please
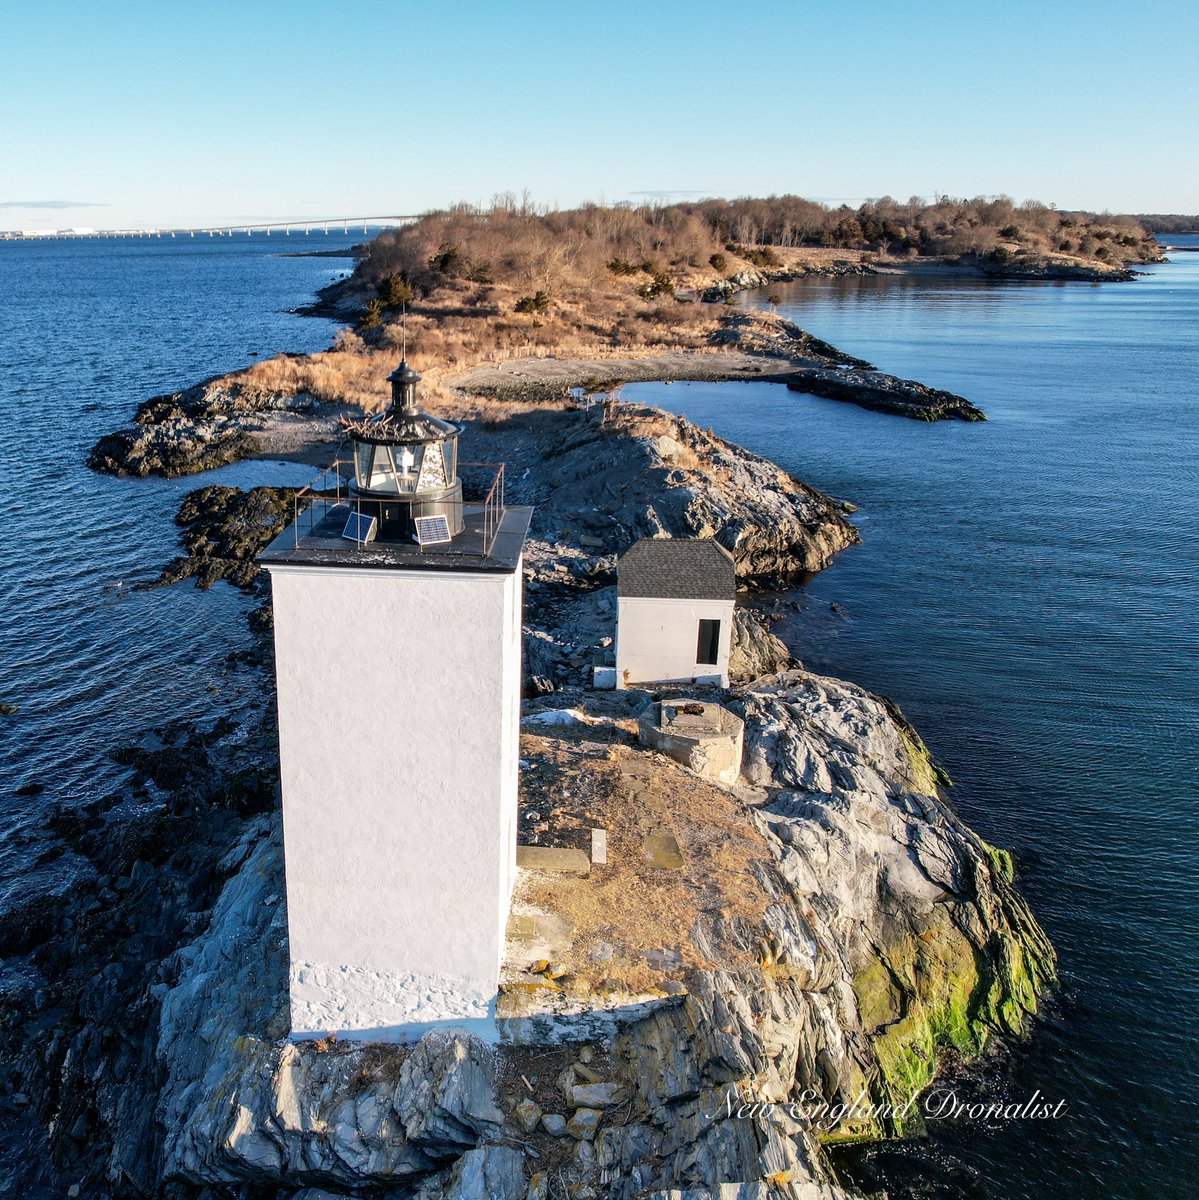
(514, 733), (772, 993)
(233, 334), (389, 410)
(215, 194), (1155, 421)
(223, 275), (730, 418)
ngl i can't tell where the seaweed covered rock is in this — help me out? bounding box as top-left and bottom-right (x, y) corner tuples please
(729, 670), (1056, 1124)
(143, 485), (294, 592)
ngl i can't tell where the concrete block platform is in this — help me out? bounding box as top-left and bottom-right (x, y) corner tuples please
(637, 698), (744, 785)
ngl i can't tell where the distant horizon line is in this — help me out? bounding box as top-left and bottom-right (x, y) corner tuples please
(3, 193), (1197, 239)
(0, 216), (419, 240)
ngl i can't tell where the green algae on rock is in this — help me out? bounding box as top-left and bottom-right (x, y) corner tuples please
(733, 670), (1056, 1142)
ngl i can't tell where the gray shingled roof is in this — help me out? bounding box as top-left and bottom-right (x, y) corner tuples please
(618, 537), (735, 600)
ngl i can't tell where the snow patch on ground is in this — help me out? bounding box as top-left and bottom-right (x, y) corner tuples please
(521, 708), (602, 727)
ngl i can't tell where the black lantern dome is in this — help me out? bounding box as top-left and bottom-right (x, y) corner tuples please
(347, 360), (464, 540)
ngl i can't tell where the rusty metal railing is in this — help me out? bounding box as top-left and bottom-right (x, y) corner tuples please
(290, 459), (507, 554)
(461, 462), (505, 553)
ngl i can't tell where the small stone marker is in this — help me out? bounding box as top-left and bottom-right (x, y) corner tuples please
(517, 845), (591, 875)
(590, 828), (607, 865)
(643, 831), (684, 870)
(508, 914), (537, 940)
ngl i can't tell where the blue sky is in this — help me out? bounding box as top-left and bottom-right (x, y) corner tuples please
(1, 0), (1195, 228)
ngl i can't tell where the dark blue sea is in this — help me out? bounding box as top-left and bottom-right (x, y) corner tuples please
(627, 240), (1199, 1199)
(1, 235), (1196, 1197)
(0, 235), (357, 1191)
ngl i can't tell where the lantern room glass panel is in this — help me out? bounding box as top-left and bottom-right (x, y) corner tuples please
(416, 443), (448, 491)
(354, 441), (374, 488)
(366, 444), (396, 493)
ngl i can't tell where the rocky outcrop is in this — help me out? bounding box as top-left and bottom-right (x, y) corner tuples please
(457, 333), (984, 424)
(783, 369), (984, 422)
(729, 671), (1055, 1120)
(88, 422), (261, 478)
(528, 402), (859, 583)
(582, 668), (1054, 1190)
(87, 377), (332, 478)
(142, 485), (294, 592)
(5, 620), (1049, 1198)
(145, 667), (1052, 1198)
(706, 313), (871, 369)
(978, 256), (1138, 282)
(729, 609), (794, 682)
(155, 819), (511, 1191)
(698, 262), (873, 302)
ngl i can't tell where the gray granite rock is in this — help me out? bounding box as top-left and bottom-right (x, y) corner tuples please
(435, 1145), (527, 1200)
(729, 608), (794, 684)
(150, 669), (1050, 1200)
(396, 1029), (505, 1153)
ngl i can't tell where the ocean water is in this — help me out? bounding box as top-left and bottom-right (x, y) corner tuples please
(625, 241), (1199, 1199)
(0, 235), (359, 927)
(1, 235), (1195, 1198)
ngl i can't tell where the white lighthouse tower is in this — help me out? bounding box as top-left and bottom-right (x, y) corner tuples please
(259, 361), (532, 1041)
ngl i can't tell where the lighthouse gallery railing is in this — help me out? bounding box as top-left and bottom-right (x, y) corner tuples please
(289, 459), (506, 554)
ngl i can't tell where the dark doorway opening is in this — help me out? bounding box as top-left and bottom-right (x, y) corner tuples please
(697, 618), (721, 665)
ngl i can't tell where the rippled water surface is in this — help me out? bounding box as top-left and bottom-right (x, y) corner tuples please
(626, 243), (1199, 1199)
(2, 235), (1196, 1197)
(0, 236), (358, 917)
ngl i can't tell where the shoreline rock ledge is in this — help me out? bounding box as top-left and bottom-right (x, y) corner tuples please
(149, 665), (1054, 1200)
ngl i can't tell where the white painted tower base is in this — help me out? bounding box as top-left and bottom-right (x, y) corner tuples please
(264, 552), (525, 1042)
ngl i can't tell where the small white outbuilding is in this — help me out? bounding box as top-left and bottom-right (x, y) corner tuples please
(615, 537), (736, 689)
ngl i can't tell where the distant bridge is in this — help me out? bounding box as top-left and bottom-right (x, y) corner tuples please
(0, 216), (420, 240)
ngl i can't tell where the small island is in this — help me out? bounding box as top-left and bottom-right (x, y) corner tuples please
(26, 194), (1160, 1200)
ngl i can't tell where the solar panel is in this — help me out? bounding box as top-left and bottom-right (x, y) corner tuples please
(341, 511), (377, 545)
(413, 514), (452, 546)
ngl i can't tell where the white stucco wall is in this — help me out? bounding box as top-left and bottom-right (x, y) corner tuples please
(266, 560), (523, 1042)
(615, 595), (735, 689)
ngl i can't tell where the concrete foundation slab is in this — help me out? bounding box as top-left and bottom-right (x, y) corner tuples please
(516, 846), (591, 875)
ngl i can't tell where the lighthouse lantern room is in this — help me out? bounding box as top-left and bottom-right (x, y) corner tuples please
(347, 361), (466, 541)
(259, 359), (532, 1042)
